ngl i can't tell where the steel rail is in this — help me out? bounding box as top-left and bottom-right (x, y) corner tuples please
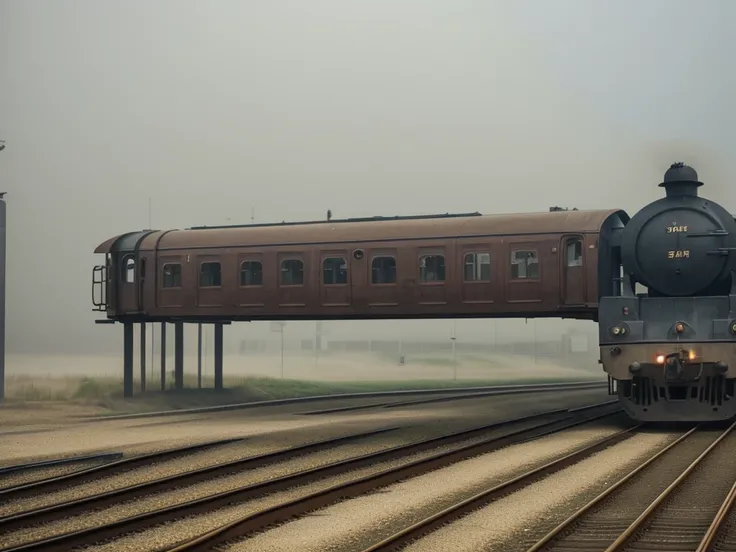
(81, 380), (607, 421)
(603, 420), (736, 552)
(298, 393), (618, 417)
(0, 452), (123, 476)
(295, 391), (509, 416)
(1, 404), (619, 552)
(696, 476), (736, 552)
(380, 391), (611, 410)
(0, 437), (244, 500)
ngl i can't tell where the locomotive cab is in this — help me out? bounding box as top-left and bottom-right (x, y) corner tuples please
(599, 163), (736, 422)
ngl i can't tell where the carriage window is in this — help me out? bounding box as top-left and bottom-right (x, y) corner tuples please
(240, 261), (263, 286)
(419, 254), (445, 282)
(511, 250), (539, 279)
(566, 239), (583, 267)
(372, 256), (396, 284)
(280, 259), (304, 285)
(464, 252), (491, 282)
(323, 257), (348, 285)
(122, 255), (135, 283)
(200, 262), (222, 287)
(162, 263), (182, 288)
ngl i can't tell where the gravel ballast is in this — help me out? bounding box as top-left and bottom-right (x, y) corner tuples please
(402, 430), (676, 552)
(0, 420), (523, 549)
(216, 424), (637, 552)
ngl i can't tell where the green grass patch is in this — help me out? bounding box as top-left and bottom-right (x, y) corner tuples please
(1, 372), (602, 415)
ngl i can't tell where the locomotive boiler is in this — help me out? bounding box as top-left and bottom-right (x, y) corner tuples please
(599, 163), (736, 422)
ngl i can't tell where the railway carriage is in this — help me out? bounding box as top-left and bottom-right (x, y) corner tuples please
(92, 209), (627, 322)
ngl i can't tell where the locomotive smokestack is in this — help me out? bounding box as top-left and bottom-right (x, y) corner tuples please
(659, 162), (703, 198)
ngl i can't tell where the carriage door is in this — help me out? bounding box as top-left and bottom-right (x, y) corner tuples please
(321, 251), (351, 307)
(118, 253), (138, 312)
(562, 236), (585, 305)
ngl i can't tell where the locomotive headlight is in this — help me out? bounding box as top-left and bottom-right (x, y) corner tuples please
(656, 354), (666, 364)
(675, 323), (685, 333)
(688, 350), (696, 361)
(610, 324), (627, 337)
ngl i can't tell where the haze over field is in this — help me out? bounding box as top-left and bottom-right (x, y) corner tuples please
(0, 1), (733, 378)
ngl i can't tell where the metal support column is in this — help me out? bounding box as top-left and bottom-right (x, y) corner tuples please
(123, 322), (134, 397)
(140, 322), (146, 393)
(0, 197), (6, 403)
(174, 321), (184, 390)
(160, 322), (167, 391)
(214, 323), (223, 391)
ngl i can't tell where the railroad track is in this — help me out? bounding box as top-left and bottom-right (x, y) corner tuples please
(0, 426), (398, 532)
(699, 475), (736, 552)
(295, 388), (613, 416)
(1, 391), (614, 501)
(520, 421), (736, 552)
(82, 380), (607, 421)
(0, 452), (123, 477)
(0, 452), (124, 496)
(312, 418), (736, 552)
(0, 400), (622, 551)
(0, 437), (244, 501)
(166, 403), (625, 552)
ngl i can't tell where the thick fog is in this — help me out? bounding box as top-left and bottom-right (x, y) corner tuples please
(0, 0), (734, 358)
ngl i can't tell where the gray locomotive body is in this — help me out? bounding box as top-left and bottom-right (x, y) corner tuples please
(600, 163), (736, 422)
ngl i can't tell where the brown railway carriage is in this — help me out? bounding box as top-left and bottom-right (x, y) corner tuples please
(92, 209), (628, 323)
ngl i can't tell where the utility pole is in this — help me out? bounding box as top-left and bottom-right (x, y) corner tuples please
(0, 140), (6, 402)
(315, 321), (323, 368)
(451, 320), (457, 381)
(147, 197), (155, 386)
(197, 322), (203, 388)
(280, 323), (285, 378)
(270, 321), (286, 378)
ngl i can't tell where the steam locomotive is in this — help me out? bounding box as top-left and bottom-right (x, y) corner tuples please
(600, 163), (736, 422)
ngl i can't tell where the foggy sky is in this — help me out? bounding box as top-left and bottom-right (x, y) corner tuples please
(0, 0), (734, 354)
